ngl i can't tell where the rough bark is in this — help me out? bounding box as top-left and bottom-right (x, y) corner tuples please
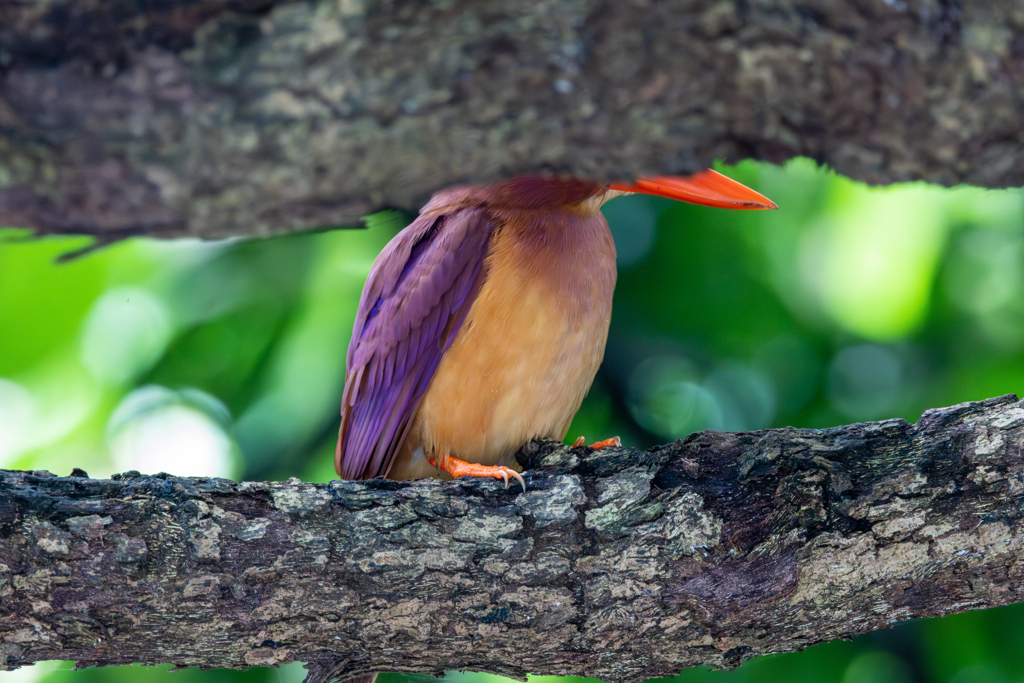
(4, 395), (1024, 682)
(0, 0), (1021, 240)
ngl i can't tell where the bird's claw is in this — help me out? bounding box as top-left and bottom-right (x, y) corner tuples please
(573, 435), (622, 450)
(434, 454), (527, 492)
(475, 465), (525, 492)
(498, 468), (527, 492)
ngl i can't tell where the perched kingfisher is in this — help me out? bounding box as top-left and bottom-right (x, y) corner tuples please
(335, 171), (776, 490)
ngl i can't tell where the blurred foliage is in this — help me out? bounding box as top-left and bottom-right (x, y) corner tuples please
(3, 158), (1024, 683)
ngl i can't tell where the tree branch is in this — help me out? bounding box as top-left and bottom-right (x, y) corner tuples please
(3, 395), (1024, 682)
(1, 0), (1021, 240)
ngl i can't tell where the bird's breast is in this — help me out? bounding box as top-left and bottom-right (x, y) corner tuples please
(391, 209), (617, 479)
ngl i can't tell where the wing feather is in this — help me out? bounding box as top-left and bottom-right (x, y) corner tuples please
(335, 207), (496, 479)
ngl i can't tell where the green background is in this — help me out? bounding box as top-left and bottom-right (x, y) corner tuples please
(3, 158), (1024, 683)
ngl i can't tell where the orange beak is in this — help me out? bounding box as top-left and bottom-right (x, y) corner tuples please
(609, 169), (778, 210)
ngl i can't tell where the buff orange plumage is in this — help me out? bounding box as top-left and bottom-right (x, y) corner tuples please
(336, 171), (776, 489)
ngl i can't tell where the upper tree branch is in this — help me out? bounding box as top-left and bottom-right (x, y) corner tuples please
(0, 0), (1021, 239)
(3, 395), (1024, 682)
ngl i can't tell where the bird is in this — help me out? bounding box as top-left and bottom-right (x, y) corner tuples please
(335, 170), (777, 490)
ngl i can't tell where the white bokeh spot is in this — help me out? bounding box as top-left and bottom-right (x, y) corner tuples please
(80, 286), (172, 385)
(0, 378), (38, 466)
(108, 387), (237, 478)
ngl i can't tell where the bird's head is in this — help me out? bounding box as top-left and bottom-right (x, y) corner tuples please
(421, 170), (777, 215)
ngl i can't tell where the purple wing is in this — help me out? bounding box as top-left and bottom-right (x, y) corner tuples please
(335, 206), (496, 479)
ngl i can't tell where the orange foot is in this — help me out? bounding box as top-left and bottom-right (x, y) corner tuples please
(428, 454), (526, 492)
(573, 436), (622, 450)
